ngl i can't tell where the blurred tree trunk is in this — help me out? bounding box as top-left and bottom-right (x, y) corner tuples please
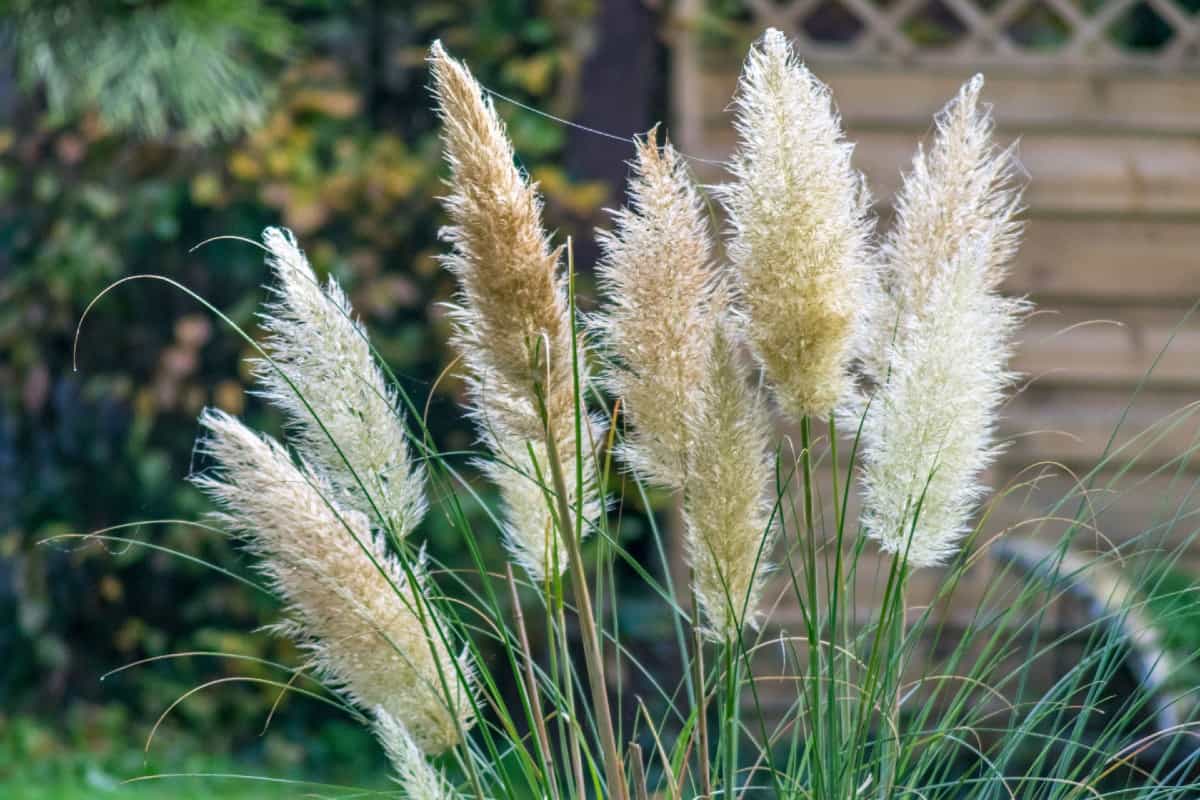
(565, 0), (660, 266)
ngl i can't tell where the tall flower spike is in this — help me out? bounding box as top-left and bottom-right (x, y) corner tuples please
(857, 77), (1028, 568)
(429, 41), (601, 580)
(683, 309), (777, 639)
(862, 74), (1022, 382)
(192, 409), (475, 752)
(253, 227), (426, 539)
(595, 129), (716, 489)
(594, 134), (774, 637)
(718, 28), (874, 420)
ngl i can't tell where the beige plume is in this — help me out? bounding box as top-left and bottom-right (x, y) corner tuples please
(857, 77), (1028, 568)
(429, 40), (602, 581)
(594, 129), (716, 488)
(253, 227), (426, 539)
(192, 409), (475, 753)
(718, 28), (874, 421)
(683, 312), (777, 640)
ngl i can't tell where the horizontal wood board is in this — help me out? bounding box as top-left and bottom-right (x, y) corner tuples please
(671, 46), (1200, 702)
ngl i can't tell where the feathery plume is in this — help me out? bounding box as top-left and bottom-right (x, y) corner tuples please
(192, 409), (475, 753)
(682, 312), (777, 639)
(429, 41), (601, 580)
(861, 74), (1022, 381)
(253, 227), (426, 539)
(594, 129), (715, 488)
(594, 133), (775, 637)
(857, 77), (1027, 568)
(375, 708), (459, 800)
(717, 28), (874, 421)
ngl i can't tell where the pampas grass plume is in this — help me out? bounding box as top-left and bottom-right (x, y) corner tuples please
(429, 40), (601, 581)
(683, 311), (777, 639)
(718, 28), (874, 421)
(192, 409), (475, 753)
(595, 129), (715, 489)
(253, 227), (426, 539)
(857, 77), (1027, 568)
(595, 129), (777, 638)
(375, 708), (458, 799)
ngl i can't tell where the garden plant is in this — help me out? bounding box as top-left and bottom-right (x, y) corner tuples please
(71, 28), (1200, 800)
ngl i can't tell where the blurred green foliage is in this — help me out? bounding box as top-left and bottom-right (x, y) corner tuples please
(1, 0), (605, 777)
(0, 708), (388, 797)
(7, 0), (293, 141)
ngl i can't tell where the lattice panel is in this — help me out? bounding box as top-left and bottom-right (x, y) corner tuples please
(740, 0), (1200, 69)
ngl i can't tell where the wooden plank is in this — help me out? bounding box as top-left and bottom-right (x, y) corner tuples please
(1010, 304), (1200, 386)
(695, 67), (1200, 135)
(1008, 219), (1200, 303)
(998, 386), (1200, 469)
(855, 130), (1200, 215)
(772, 406), (1200, 534)
(984, 465), (1200, 552)
(689, 126), (1200, 215)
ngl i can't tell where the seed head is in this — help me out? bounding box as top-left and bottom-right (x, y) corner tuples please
(253, 227), (426, 539)
(718, 28), (874, 421)
(192, 409), (475, 752)
(429, 41), (603, 580)
(857, 77), (1028, 568)
(595, 129), (716, 488)
(683, 311), (777, 639)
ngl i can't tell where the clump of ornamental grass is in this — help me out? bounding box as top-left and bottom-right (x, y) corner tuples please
(72, 27), (1200, 800)
(170, 225), (476, 786)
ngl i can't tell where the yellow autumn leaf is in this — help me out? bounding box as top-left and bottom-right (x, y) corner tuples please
(228, 150), (261, 181)
(290, 88), (361, 118)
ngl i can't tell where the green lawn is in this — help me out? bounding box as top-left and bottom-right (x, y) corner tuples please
(1, 767), (391, 800)
(3, 776), (303, 800)
(1, 712), (394, 799)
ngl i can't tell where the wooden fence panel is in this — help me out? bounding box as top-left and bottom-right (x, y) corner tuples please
(670, 0), (1200, 709)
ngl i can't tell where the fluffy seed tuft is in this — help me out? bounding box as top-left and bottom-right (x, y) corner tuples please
(429, 40), (602, 581)
(253, 227), (426, 539)
(594, 130), (716, 488)
(375, 708), (459, 800)
(856, 76), (1028, 568)
(718, 28), (874, 421)
(683, 312), (778, 639)
(192, 409), (475, 752)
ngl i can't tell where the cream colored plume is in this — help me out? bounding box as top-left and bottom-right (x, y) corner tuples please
(594, 132), (775, 637)
(862, 74), (1022, 381)
(594, 129), (715, 488)
(192, 409), (475, 753)
(682, 312), (777, 639)
(375, 708), (459, 799)
(857, 77), (1027, 568)
(717, 28), (874, 421)
(253, 227), (426, 539)
(429, 41), (601, 581)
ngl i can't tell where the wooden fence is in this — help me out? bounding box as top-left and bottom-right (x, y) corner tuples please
(666, 0), (1200, 707)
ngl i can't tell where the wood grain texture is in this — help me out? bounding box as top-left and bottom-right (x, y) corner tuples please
(672, 18), (1200, 715)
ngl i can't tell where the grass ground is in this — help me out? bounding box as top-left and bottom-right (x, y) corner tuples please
(0, 712), (392, 800)
(2, 776), (301, 800)
(1, 763), (391, 800)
